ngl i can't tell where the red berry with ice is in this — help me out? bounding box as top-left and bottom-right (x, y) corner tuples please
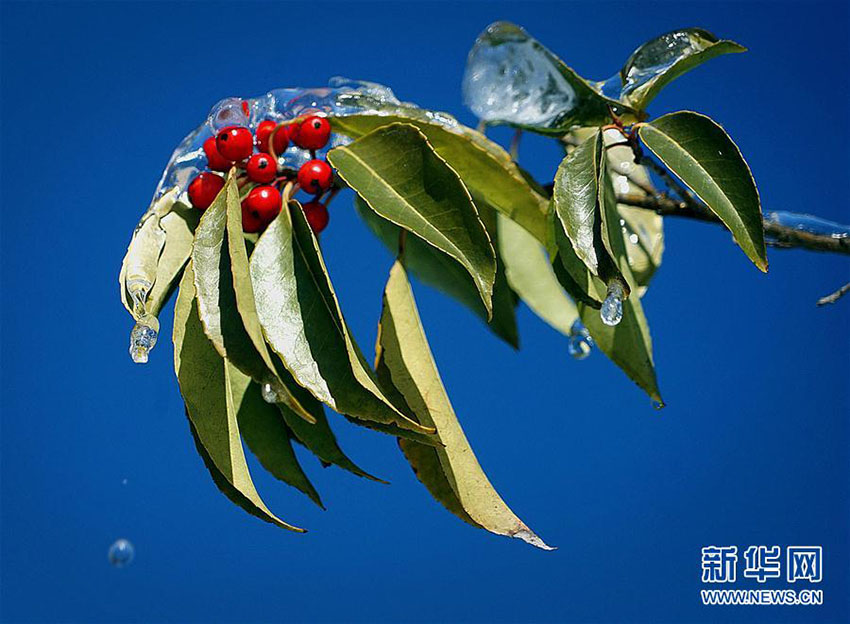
(188, 173), (225, 211)
(246, 153), (277, 183)
(292, 116), (331, 150)
(302, 201), (329, 234)
(203, 137), (233, 171)
(216, 126), (254, 161)
(241, 185), (281, 232)
(297, 159), (333, 193)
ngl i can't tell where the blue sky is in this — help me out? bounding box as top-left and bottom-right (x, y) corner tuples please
(1, 2), (848, 622)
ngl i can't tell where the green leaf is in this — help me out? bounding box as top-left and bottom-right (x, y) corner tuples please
(328, 123), (497, 315)
(190, 174), (314, 422)
(355, 195), (519, 348)
(119, 189), (199, 318)
(498, 213), (577, 335)
(376, 261), (552, 550)
(173, 262), (304, 532)
(620, 29), (746, 110)
(638, 111), (767, 271)
(463, 21), (638, 134)
(233, 374), (324, 509)
(331, 114), (550, 244)
(552, 131), (609, 277)
(248, 199), (435, 439)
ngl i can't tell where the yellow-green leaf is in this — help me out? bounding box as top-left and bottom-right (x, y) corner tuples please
(329, 123), (496, 315)
(376, 261), (552, 549)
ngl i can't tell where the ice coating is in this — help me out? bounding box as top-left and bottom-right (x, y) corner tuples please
(764, 211), (850, 239)
(462, 22), (577, 128)
(151, 78), (414, 206)
(616, 28), (721, 101)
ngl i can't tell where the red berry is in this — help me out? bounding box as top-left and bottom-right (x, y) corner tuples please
(203, 137), (233, 171)
(246, 153), (277, 183)
(241, 185), (281, 232)
(293, 115), (331, 150)
(302, 201), (329, 234)
(215, 125), (254, 161)
(297, 159), (333, 193)
(188, 173), (225, 211)
(256, 120), (274, 152)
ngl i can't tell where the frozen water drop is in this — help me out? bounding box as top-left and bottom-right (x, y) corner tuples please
(567, 319), (593, 360)
(462, 21), (577, 129)
(600, 281), (625, 327)
(652, 399), (666, 410)
(129, 315), (159, 364)
(261, 382), (279, 404)
(108, 539), (135, 568)
(208, 97), (249, 131)
(121, 478), (128, 486)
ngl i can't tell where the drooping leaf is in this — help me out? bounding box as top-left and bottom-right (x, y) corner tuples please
(248, 200), (434, 440)
(376, 261), (552, 550)
(331, 114), (550, 244)
(329, 123), (496, 314)
(461, 21), (638, 134)
(271, 359), (384, 482)
(233, 374), (324, 509)
(190, 174), (313, 422)
(587, 172), (663, 403)
(638, 111), (767, 271)
(355, 196), (519, 347)
(173, 262), (304, 531)
(620, 28), (746, 110)
(498, 213), (577, 335)
(119, 189), (199, 318)
(552, 131), (608, 277)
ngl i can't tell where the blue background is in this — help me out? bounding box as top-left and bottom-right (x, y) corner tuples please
(1, 1), (848, 622)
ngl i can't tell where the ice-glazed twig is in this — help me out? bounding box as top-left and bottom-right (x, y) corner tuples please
(816, 282), (850, 307)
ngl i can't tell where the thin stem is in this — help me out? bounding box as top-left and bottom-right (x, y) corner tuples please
(397, 228), (408, 264)
(510, 129), (522, 161)
(816, 282), (850, 306)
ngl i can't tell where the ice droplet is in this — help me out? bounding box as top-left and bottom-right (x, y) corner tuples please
(261, 382), (279, 404)
(567, 319), (593, 360)
(207, 97), (250, 132)
(129, 315), (159, 364)
(600, 281), (625, 327)
(462, 21), (577, 128)
(652, 399), (665, 410)
(108, 539), (135, 567)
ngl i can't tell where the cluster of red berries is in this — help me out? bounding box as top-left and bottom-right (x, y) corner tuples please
(187, 113), (335, 234)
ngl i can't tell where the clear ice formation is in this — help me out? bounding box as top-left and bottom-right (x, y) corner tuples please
(567, 319), (594, 360)
(764, 211), (850, 239)
(462, 22), (578, 128)
(600, 281), (625, 327)
(127, 78), (442, 364)
(597, 28), (725, 103)
(151, 78), (425, 208)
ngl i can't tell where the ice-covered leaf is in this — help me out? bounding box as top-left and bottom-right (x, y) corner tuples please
(639, 111), (767, 271)
(331, 114), (550, 244)
(619, 28), (746, 110)
(498, 213), (577, 335)
(173, 263), (304, 531)
(328, 123), (497, 315)
(191, 174), (314, 422)
(376, 261), (552, 549)
(355, 196), (519, 348)
(462, 21), (637, 134)
(234, 374), (324, 509)
(248, 200), (434, 439)
(119, 188), (199, 318)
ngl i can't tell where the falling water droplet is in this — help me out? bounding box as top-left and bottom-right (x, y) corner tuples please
(600, 281), (625, 327)
(108, 539), (135, 568)
(567, 319), (594, 360)
(129, 315), (159, 364)
(261, 382), (279, 404)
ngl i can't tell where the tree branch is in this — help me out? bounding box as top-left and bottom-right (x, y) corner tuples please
(816, 282), (850, 306)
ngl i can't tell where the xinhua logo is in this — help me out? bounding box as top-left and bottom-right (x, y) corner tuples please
(700, 545), (823, 607)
